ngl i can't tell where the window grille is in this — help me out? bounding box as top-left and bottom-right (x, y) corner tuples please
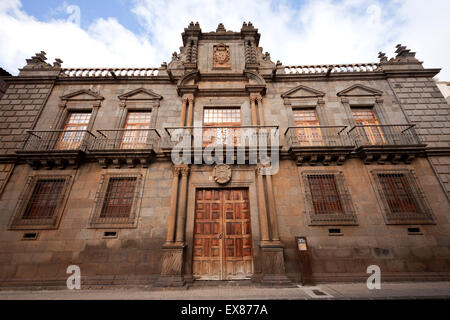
(9, 174), (73, 230)
(88, 173), (143, 228)
(22, 179), (65, 219)
(308, 174), (343, 214)
(378, 173), (418, 213)
(100, 177), (137, 218)
(301, 170), (357, 225)
(370, 170), (434, 224)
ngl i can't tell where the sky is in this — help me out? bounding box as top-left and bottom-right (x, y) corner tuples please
(0, 0), (449, 79)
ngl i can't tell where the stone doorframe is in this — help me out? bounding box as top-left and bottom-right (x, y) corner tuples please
(184, 177), (258, 283)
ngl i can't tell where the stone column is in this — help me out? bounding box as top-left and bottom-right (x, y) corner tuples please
(186, 96), (194, 128)
(256, 167), (270, 242)
(265, 173), (280, 241)
(175, 165), (190, 243)
(180, 97), (187, 126)
(256, 96), (265, 126)
(250, 96), (258, 126)
(165, 167), (181, 243)
(156, 165), (189, 287)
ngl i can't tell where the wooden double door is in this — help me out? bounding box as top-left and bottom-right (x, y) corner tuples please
(193, 188), (253, 280)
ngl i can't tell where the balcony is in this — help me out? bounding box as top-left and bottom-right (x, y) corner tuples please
(284, 126), (354, 165)
(18, 130), (95, 169)
(163, 126), (280, 164)
(347, 124), (426, 164)
(88, 129), (161, 168)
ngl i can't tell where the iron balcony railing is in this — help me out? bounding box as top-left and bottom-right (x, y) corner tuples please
(21, 130), (96, 152)
(89, 129), (161, 151)
(284, 126), (353, 148)
(164, 125), (280, 148)
(347, 124), (422, 147)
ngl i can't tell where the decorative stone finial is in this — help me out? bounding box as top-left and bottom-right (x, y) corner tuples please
(378, 51), (387, 62)
(395, 44), (416, 58)
(216, 23), (226, 32)
(53, 58), (63, 68)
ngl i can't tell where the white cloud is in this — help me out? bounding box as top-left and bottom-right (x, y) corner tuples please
(0, 0), (158, 74)
(0, 0), (449, 79)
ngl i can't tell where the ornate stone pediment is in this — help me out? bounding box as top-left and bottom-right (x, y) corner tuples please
(337, 84), (383, 97)
(281, 85), (325, 99)
(118, 88), (163, 101)
(60, 89), (104, 101)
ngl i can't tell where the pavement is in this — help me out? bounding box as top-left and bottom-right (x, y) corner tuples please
(0, 281), (449, 299)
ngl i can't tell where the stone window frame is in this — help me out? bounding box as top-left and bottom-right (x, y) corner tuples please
(116, 102), (159, 130)
(88, 172), (144, 229)
(369, 169), (435, 225)
(301, 169), (358, 226)
(286, 99), (328, 128)
(340, 96), (387, 128)
(8, 173), (74, 230)
(53, 95), (102, 133)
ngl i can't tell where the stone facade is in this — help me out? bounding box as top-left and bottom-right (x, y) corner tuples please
(0, 23), (449, 288)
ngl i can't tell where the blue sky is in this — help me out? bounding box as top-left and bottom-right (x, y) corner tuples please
(1, 0), (450, 79)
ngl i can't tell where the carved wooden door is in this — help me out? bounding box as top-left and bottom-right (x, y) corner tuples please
(193, 188), (253, 280)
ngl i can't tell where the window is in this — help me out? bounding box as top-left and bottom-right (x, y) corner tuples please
(301, 170), (357, 225)
(9, 175), (73, 230)
(121, 111), (152, 149)
(293, 109), (322, 145)
(57, 112), (91, 150)
(351, 108), (385, 145)
(88, 173), (143, 228)
(203, 107), (241, 146)
(371, 170), (434, 224)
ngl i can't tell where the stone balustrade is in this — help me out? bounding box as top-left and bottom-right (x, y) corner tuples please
(60, 68), (160, 78)
(283, 63), (381, 74)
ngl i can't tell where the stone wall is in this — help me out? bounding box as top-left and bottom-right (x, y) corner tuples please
(388, 77), (450, 198)
(0, 82), (54, 155)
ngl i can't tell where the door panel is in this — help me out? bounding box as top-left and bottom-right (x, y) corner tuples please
(193, 188), (253, 280)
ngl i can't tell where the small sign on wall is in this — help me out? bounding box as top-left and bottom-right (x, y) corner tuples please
(297, 237), (308, 251)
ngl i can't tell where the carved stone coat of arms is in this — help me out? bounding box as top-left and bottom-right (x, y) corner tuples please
(213, 164), (232, 184)
(213, 44), (230, 69)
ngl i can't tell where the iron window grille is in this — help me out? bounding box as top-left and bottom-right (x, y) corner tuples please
(88, 173), (143, 228)
(9, 174), (73, 230)
(370, 169), (434, 224)
(301, 170), (357, 225)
